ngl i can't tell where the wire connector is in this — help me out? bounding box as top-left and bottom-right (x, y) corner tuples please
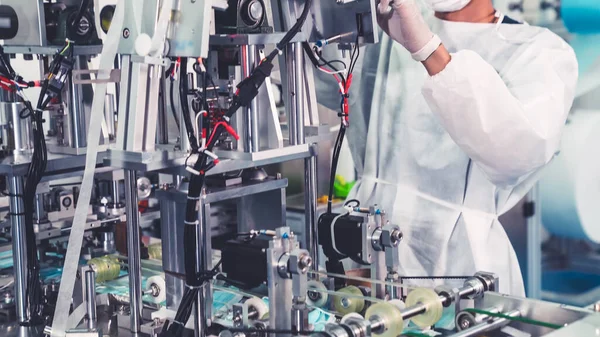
(234, 60), (274, 108)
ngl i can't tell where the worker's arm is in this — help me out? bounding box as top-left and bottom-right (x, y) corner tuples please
(421, 31), (578, 186)
(422, 44), (451, 76)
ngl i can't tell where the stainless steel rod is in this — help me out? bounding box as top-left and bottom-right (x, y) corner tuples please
(85, 269), (97, 330)
(68, 56), (89, 149)
(241, 45), (258, 152)
(293, 42), (305, 145)
(8, 176), (27, 323)
(304, 154), (318, 271)
(124, 170), (142, 332)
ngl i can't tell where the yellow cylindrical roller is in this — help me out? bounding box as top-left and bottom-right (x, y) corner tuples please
(306, 280), (328, 308)
(365, 302), (404, 337)
(405, 287), (443, 328)
(88, 256), (121, 283)
(333, 286), (365, 315)
(147, 243), (162, 260)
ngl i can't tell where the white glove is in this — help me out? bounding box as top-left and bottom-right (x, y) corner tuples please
(377, 0), (442, 61)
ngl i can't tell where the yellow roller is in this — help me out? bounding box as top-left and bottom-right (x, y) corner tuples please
(405, 287), (443, 328)
(365, 302), (404, 337)
(88, 256), (120, 283)
(333, 286), (365, 315)
(306, 280), (328, 308)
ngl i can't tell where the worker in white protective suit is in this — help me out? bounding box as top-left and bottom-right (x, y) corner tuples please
(316, 0), (578, 296)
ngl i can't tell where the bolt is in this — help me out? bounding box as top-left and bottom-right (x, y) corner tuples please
(390, 230), (403, 245)
(276, 173), (282, 179)
(153, 317), (161, 326)
(298, 254), (312, 271)
(123, 28), (130, 38)
(341, 298), (350, 308)
(459, 319), (470, 330)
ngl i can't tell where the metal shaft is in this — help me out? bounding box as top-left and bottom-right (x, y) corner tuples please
(8, 176), (27, 323)
(452, 310), (520, 337)
(85, 269), (97, 330)
(112, 180), (120, 204)
(124, 170), (142, 332)
(304, 154), (318, 271)
(34, 193), (47, 223)
(194, 200), (211, 337)
(241, 45), (258, 152)
(293, 42), (305, 145)
(286, 44), (298, 145)
(68, 56), (89, 149)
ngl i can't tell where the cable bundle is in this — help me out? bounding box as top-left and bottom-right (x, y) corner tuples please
(160, 1), (312, 335)
(0, 42), (74, 325)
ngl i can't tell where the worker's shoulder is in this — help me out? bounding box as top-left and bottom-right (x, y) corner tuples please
(513, 24), (572, 52)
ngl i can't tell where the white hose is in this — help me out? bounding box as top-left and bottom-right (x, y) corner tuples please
(50, 2), (125, 336)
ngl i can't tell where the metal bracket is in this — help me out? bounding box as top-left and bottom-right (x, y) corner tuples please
(72, 69), (121, 85)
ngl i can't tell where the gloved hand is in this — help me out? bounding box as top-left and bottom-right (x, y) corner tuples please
(377, 0), (442, 61)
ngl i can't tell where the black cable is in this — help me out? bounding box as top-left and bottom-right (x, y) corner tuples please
(178, 58), (199, 152)
(344, 199), (360, 208)
(327, 124), (346, 213)
(71, 0), (91, 28)
(265, 0), (313, 63)
(165, 2), (312, 334)
(169, 79), (181, 131)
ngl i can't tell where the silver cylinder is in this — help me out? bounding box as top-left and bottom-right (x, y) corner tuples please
(400, 303), (427, 320)
(101, 231), (115, 253)
(293, 42), (305, 145)
(112, 180), (120, 204)
(85, 269), (97, 330)
(286, 45), (298, 145)
(0, 102), (33, 154)
(104, 94), (116, 140)
(8, 176), (28, 323)
(157, 187), (188, 308)
(304, 155), (318, 271)
(67, 56), (89, 149)
(124, 170), (142, 332)
(34, 193), (47, 223)
(241, 45), (258, 152)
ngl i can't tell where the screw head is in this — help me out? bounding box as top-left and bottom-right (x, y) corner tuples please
(123, 28), (130, 38)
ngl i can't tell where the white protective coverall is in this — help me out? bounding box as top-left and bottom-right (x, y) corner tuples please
(316, 14), (578, 295)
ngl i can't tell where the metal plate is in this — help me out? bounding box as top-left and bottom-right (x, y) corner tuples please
(0, 151), (107, 176)
(209, 32), (306, 46)
(0, 45), (102, 56)
(155, 177), (288, 204)
(104, 145), (313, 174)
(476, 292), (592, 336)
(167, 0), (213, 57)
(0, 0), (46, 46)
(274, 0), (379, 44)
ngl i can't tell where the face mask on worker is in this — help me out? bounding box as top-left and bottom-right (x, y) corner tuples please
(422, 0), (471, 12)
